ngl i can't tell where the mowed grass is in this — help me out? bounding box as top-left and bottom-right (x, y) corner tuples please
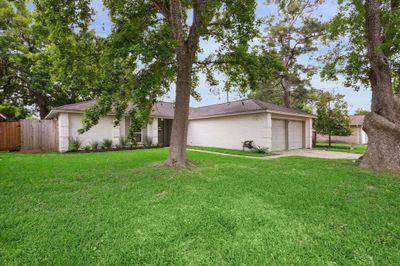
(315, 143), (368, 154)
(188, 146), (272, 157)
(1, 149), (400, 265)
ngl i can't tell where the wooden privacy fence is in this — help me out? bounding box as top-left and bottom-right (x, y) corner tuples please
(0, 122), (21, 151)
(20, 120), (58, 151)
(0, 119), (58, 152)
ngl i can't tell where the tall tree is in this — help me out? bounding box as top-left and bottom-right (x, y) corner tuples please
(252, 0), (326, 109)
(321, 0), (400, 170)
(38, 0), (280, 167)
(0, 0), (101, 119)
(314, 91), (352, 147)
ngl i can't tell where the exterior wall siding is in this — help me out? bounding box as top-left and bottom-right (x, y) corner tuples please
(187, 113), (270, 150)
(68, 113), (115, 147)
(57, 110), (313, 152)
(58, 112), (156, 151)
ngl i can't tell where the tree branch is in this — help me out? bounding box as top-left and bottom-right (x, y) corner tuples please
(364, 111), (400, 134)
(194, 59), (239, 66)
(152, 0), (171, 24)
(168, 0), (185, 44)
(188, 0), (208, 48)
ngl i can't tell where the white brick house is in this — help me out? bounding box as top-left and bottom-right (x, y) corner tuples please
(45, 99), (315, 152)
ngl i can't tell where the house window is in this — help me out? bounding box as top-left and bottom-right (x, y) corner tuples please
(134, 130), (142, 143)
(125, 117), (143, 143)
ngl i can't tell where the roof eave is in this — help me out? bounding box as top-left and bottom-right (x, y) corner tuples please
(267, 110), (316, 118)
(45, 108), (175, 120)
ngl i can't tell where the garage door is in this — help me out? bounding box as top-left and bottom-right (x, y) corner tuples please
(271, 119), (287, 151)
(289, 121), (304, 150)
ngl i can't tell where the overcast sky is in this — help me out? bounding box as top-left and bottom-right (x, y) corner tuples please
(89, 0), (371, 114)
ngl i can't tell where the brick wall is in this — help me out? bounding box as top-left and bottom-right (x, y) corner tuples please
(316, 126), (361, 144)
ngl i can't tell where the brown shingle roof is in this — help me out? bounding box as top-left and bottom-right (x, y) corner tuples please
(46, 99), (314, 119)
(47, 100), (176, 119)
(189, 99), (313, 118)
(350, 115), (365, 126)
(52, 100), (97, 112)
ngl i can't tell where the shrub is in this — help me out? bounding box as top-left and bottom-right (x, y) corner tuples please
(252, 146), (269, 154)
(116, 136), (129, 149)
(90, 140), (99, 150)
(83, 145), (91, 151)
(68, 137), (82, 151)
(102, 139), (113, 150)
(143, 136), (153, 147)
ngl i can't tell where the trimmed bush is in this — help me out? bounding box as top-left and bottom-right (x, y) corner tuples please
(102, 139), (113, 150)
(83, 145), (91, 151)
(116, 137), (129, 149)
(90, 140), (100, 150)
(68, 137), (82, 151)
(143, 136), (153, 147)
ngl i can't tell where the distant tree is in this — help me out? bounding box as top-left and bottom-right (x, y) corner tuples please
(0, 0), (101, 119)
(37, 0), (281, 167)
(314, 92), (352, 147)
(0, 103), (30, 121)
(252, 0), (326, 109)
(354, 108), (369, 116)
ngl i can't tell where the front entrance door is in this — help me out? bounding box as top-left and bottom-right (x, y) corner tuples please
(158, 119), (172, 146)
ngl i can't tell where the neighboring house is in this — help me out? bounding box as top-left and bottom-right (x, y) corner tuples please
(45, 99), (315, 152)
(317, 115), (368, 144)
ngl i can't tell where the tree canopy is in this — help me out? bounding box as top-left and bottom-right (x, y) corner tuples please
(250, 0), (326, 110)
(0, 0), (102, 119)
(35, 0), (282, 166)
(321, 0), (400, 92)
(0, 103), (30, 121)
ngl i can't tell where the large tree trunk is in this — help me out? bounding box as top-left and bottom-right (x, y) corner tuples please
(37, 95), (49, 120)
(162, 0), (203, 167)
(361, 113), (400, 170)
(360, 0), (400, 171)
(165, 46), (195, 167)
(281, 76), (290, 108)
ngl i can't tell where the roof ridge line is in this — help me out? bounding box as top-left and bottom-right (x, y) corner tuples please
(191, 98), (249, 109)
(251, 99), (269, 110)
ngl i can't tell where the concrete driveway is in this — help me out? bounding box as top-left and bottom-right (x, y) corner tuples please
(277, 149), (362, 160)
(188, 148), (362, 160)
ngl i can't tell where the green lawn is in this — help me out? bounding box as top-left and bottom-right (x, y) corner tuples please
(1, 149), (399, 264)
(188, 146), (272, 157)
(315, 143), (368, 154)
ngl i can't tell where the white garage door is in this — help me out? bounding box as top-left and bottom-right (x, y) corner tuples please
(289, 121), (304, 150)
(271, 119), (287, 151)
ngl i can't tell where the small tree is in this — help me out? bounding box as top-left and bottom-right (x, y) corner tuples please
(314, 92), (352, 147)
